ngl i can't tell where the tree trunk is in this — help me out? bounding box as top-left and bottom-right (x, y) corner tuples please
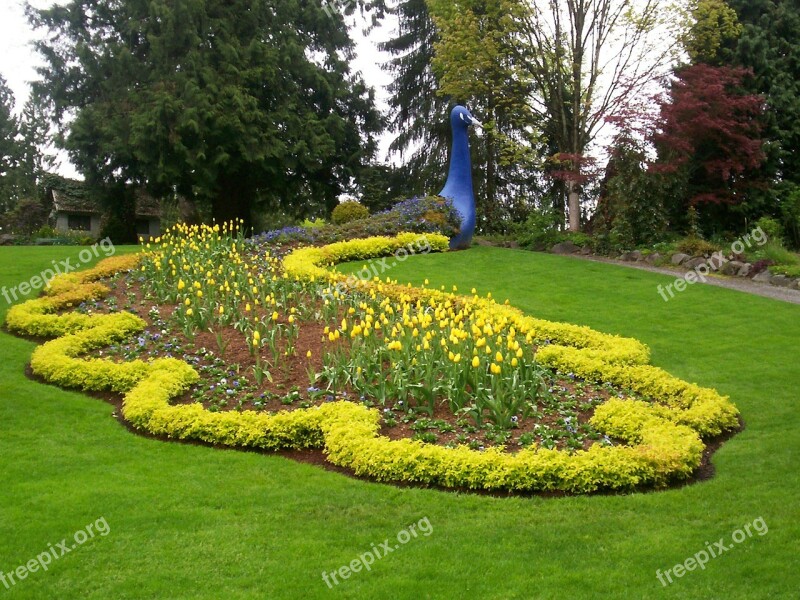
(212, 174), (253, 235)
(567, 179), (580, 232)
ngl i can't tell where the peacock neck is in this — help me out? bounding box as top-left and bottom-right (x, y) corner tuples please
(443, 126), (473, 197)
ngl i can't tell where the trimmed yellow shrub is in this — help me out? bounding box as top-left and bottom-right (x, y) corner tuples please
(4, 234), (740, 494)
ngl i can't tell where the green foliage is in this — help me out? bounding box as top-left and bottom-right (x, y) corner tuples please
(596, 133), (667, 251)
(514, 205), (563, 251)
(331, 201), (369, 225)
(675, 236), (722, 256)
(754, 216), (784, 246)
(780, 184), (800, 249)
(428, 0), (541, 226)
(748, 241), (799, 266)
(768, 263), (800, 278)
(729, 0), (800, 194)
(301, 218), (326, 229)
(4, 197), (49, 235)
(379, 0), (451, 198)
(685, 0), (743, 64)
(29, 0), (381, 230)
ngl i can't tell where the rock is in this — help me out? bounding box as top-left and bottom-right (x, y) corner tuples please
(683, 257), (708, 270)
(707, 252), (727, 271)
(621, 250), (643, 262)
(720, 260), (744, 276)
(580, 245), (592, 255)
(737, 263), (753, 277)
(752, 270), (772, 283)
(770, 274), (795, 288)
(793, 279), (800, 291)
(551, 241), (580, 255)
(0, 234), (16, 246)
(646, 252), (663, 264)
(671, 253), (690, 266)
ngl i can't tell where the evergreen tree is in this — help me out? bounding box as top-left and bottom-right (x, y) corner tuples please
(29, 0), (382, 235)
(728, 0), (800, 186)
(379, 0), (451, 195)
(0, 75), (19, 213)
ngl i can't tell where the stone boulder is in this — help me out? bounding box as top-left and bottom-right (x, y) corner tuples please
(645, 252), (663, 264)
(737, 263), (753, 277)
(770, 274), (795, 288)
(621, 250), (643, 262)
(0, 234), (16, 246)
(671, 253), (690, 266)
(752, 270), (772, 283)
(683, 257), (708, 270)
(580, 245), (592, 255)
(551, 241), (580, 255)
(720, 260), (744, 276)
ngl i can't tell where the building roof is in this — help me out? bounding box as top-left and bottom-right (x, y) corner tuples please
(46, 174), (163, 219)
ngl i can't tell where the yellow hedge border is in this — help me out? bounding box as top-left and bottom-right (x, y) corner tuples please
(5, 235), (740, 493)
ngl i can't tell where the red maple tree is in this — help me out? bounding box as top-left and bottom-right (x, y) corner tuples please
(653, 64), (765, 206)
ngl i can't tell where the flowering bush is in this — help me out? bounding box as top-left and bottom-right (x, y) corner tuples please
(251, 196), (461, 247)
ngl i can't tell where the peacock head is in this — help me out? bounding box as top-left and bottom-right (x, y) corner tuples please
(450, 105), (482, 132)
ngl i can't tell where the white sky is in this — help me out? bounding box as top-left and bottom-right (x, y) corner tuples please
(0, 1), (396, 179)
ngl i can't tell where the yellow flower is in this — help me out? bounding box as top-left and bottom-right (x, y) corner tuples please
(184, 298), (191, 306)
(288, 315), (295, 324)
(306, 350), (312, 359)
(495, 351), (504, 363)
(218, 305), (224, 315)
(253, 330), (261, 343)
(471, 356), (480, 368)
(177, 279), (185, 290)
(341, 318), (348, 331)
(490, 363), (501, 375)
(272, 311), (279, 321)
(245, 303), (251, 312)
(196, 290), (203, 298)
(186, 308), (193, 316)
(511, 357), (518, 368)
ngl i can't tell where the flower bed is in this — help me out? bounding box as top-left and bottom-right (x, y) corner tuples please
(5, 225), (740, 493)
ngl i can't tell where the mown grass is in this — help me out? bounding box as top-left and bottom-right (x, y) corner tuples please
(0, 244), (797, 599)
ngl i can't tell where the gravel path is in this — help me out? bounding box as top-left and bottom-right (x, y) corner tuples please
(564, 253), (800, 305)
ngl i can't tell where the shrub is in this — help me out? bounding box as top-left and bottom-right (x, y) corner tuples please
(676, 236), (721, 256)
(780, 186), (800, 249)
(252, 196), (461, 247)
(754, 216), (784, 246)
(331, 201), (369, 225)
(768, 264), (800, 278)
(514, 205), (562, 251)
(748, 242), (799, 267)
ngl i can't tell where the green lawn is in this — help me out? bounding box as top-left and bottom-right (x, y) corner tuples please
(0, 244), (797, 599)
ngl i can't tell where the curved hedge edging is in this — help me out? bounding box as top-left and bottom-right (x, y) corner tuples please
(5, 234), (740, 493)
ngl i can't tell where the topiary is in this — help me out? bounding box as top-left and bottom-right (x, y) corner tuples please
(331, 201), (369, 225)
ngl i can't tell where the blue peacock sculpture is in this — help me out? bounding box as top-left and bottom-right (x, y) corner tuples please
(439, 105), (482, 250)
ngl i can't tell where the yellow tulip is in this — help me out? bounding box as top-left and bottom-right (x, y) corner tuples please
(472, 356), (480, 368)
